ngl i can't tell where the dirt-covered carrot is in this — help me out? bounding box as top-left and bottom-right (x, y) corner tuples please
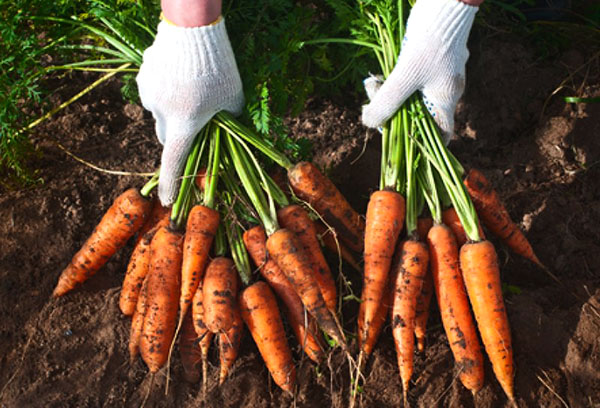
(391, 239), (429, 399)
(413, 268), (433, 353)
(460, 240), (514, 401)
(140, 226), (183, 373)
(219, 307), (243, 385)
(243, 226), (324, 363)
(203, 257), (239, 333)
(239, 281), (296, 394)
(314, 221), (361, 272)
(358, 190), (405, 355)
(278, 204), (337, 312)
(428, 224), (484, 393)
(53, 188), (152, 297)
(416, 216), (433, 242)
(288, 161), (365, 252)
(179, 310), (202, 383)
(358, 275), (393, 357)
(442, 207), (485, 247)
(192, 277), (214, 393)
(120, 209), (170, 316)
(464, 168), (541, 267)
(129, 273), (150, 363)
(267, 228), (345, 348)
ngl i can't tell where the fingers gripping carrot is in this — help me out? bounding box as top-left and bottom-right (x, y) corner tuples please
(358, 190), (405, 354)
(120, 209), (170, 316)
(288, 161), (365, 252)
(243, 226), (324, 363)
(277, 205), (337, 312)
(203, 257), (239, 333)
(460, 240), (514, 401)
(129, 273), (150, 363)
(464, 168), (541, 267)
(53, 188), (152, 297)
(391, 239), (429, 399)
(219, 307), (243, 384)
(179, 310), (202, 383)
(428, 224), (484, 393)
(267, 228), (345, 348)
(239, 282), (296, 393)
(140, 226), (183, 373)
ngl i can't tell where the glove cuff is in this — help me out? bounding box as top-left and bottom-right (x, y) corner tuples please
(407, 0), (478, 46)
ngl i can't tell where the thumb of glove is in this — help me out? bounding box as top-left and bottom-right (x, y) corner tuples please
(421, 73), (465, 144)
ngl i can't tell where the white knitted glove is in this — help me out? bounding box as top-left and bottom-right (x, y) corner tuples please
(137, 18), (244, 206)
(361, 0), (478, 142)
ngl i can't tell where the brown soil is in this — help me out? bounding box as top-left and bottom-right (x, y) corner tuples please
(1, 24), (599, 408)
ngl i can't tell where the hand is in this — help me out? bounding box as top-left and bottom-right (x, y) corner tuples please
(137, 18), (244, 206)
(361, 0), (478, 142)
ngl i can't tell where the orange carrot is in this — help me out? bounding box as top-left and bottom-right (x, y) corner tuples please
(314, 221), (361, 272)
(358, 190), (405, 356)
(203, 257), (239, 333)
(194, 167), (208, 191)
(192, 277), (214, 393)
(277, 205), (337, 312)
(239, 281), (296, 393)
(413, 269), (433, 353)
(140, 226), (183, 373)
(358, 275), (393, 357)
(267, 228), (345, 348)
(416, 216), (433, 242)
(391, 239), (429, 400)
(460, 240), (514, 401)
(243, 226), (323, 363)
(428, 224), (484, 393)
(219, 306), (243, 385)
(119, 208), (170, 316)
(442, 207), (485, 247)
(129, 272), (150, 363)
(53, 188), (152, 297)
(464, 168), (541, 267)
(179, 310), (202, 383)
(288, 161), (365, 252)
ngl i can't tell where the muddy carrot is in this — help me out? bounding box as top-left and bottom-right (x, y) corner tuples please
(278, 205), (337, 312)
(267, 228), (345, 348)
(288, 161), (365, 252)
(129, 273), (150, 363)
(179, 310), (202, 383)
(53, 188), (152, 297)
(219, 307), (243, 385)
(140, 226), (183, 373)
(239, 281), (296, 393)
(414, 268), (433, 353)
(416, 216), (433, 242)
(442, 207), (485, 247)
(203, 257), (239, 333)
(243, 226), (324, 363)
(460, 240), (514, 401)
(192, 277), (214, 393)
(358, 190), (405, 356)
(428, 224), (484, 393)
(391, 239), (429, 399)
(464, 168), (541, 267)
(358, 275), (393, 357)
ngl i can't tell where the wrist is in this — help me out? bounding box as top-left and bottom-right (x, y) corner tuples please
(161, 0), (221, 27)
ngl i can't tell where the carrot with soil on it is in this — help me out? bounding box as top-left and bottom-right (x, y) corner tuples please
(243, 225), (324, 363)
(413, 268), (433, 353)
(218, 306), (243, 385)
(442, 206), (485, 247)
(192, 276), (214, 395)
(203, 257), (239, 334)
(239, 281), (296, 394)
(179, 309), (202, 383)
(53, 186), (153, 297)
(129, 272), (150, 363)
(463, 168), (541, 267)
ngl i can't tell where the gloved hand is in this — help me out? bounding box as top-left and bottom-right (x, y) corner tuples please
(361, 0), (478, 142)
(137, 18), (244, 206)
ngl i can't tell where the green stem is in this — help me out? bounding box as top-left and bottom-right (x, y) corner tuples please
(140, 171), (160, 197)
(203, 126), (221, 209)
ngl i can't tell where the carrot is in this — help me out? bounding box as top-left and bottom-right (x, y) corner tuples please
(179, 310), (202, 383)
(219, 306), (243, 385)
(119, 208), (170, 316)
(53, 188), (152, 297)
(391, 239), (429, 400)
(140, 226), (183, 373)
(128, 272), (150, 363)
(277, 205), (337, 312)
(314, 221), (361, 272)
(416, 216), (433, 242)
(243, 226), (323, 363)
(413, 268), (433, 353)
(179, 205), (220, 320)
(203, 257), (239, 333)
(442, 207), (485, 247)
(358, 275), (393, 357)
(428, 224), (484, 393)
(460, 240), (514, 401)
(358, 190), (405, 356)
(463, 168), (541, 267)
(267, 228), (345, 348)
(239, 281), (296, 393)
(194, 167), (207, 191)
(287, 161), (365, 252)
(192, 277), (214, 394)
